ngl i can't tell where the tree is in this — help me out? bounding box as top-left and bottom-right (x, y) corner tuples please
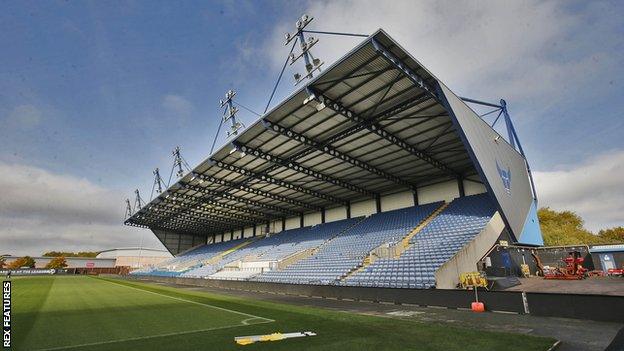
(45, 256), (68, 269)
(538, 207), (599, 246)
(597, 227), (624, 244)
(7, 256), (36, 269)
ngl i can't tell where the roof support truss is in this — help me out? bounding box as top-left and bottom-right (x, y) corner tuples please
(370, 38), (439, 100)
(193, 172), (318, 211)
(179, 183), (298, 216)
(309, 88), (459, 178)
(211, 159), (347, 205)
(261, 120), (415, 189)
(233, 141), (376, 198)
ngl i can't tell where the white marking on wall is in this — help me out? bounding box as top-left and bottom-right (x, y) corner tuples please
(243, 226), (254, 238)
(418, 180), (460, 204)
(304, 212), (321, 226)
(325, 205), (347, 222)
(351, 199), (376, 217)
(285, 216), (299, 230)
(381, 190), (414, 212)
(464, 180), (486, 196)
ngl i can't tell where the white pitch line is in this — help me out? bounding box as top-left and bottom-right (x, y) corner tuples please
(35, 320), (274, 351)
(98, 278), (274, 322)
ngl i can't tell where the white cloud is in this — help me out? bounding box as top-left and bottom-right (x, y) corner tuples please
(162, 94), (194, 116)
(258, 1), (621, 115)
(3, 105), (42, 129)
(0, 161), (165, 256)
(534, 150), (624, 231)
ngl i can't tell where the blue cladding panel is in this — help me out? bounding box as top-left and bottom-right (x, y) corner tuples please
(517, 200), (544, 246)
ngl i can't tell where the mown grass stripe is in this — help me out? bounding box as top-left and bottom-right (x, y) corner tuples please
(96, 277), (274, 322)
(34, 320), (273, 351)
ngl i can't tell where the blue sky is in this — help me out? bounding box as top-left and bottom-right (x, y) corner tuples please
(1, 0), (623, 255)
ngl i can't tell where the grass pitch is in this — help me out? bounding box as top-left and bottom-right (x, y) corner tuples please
(11, 275), (555, 350)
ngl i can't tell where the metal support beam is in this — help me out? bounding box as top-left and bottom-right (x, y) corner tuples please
(180, 183), (296, 216)
(375, 194), (382, 213)
(262, 120), (415, 189)
(192, 172), (317, 211)
(413, 188), (419, 206)
(159, 190), (267, 220)
(309, 88), (459, 178)
(281, 217), (286, 232)
(321, 207), (326, 223)
(458, 177), (465, 197)
(143, 194), (258, 226)
(234, 142), (376, 197)
(346, 201), (351, 219)
(212, 159), (344, 206)
(253, 225), (256, 237)
(371, 38), (439, 100)
(300, 213), (304, 228)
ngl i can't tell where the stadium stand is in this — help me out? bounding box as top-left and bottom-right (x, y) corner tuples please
(253, 202), (442, 285)
(133, 195), (496, 289)
(343, 194), (496, 288)
(132, 238), (246, 276)
(125, 29), (544, 291)
(178, 217), (362, 279)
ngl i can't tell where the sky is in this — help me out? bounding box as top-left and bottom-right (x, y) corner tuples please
(1, 0), (622, 256)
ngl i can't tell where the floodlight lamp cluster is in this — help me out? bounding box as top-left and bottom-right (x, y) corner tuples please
(172, 146), (186, 178)
(220, 90), (244, 138)
(285, 14), (324, 85)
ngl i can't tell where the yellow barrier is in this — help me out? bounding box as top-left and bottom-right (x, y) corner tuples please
(459, 271), (487, 289)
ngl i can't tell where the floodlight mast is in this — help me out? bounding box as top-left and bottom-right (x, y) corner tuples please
(133, 189), (144, 212)
(172, 146), (185, 177)
(150, 167), (165, 200)
(124, 198), (133, 220)
(220, 90), (244, 138)
(167, 146), (192, 186)
(285, 14), (324, 85)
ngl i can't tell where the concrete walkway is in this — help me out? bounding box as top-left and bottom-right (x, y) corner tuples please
(506, 277), (624, 296)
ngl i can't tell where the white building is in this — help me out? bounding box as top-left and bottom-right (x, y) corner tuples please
(96, 248), (172, 269)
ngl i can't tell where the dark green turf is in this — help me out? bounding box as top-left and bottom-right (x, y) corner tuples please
(11, 275), (556, 350)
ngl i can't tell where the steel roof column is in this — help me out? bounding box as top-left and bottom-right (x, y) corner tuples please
(281, 217), (286, 232)
(457, 177), (465, 197)
(375, 194), (382, 213)
(252, 225), (256, 237)
(300, 213), (304, 228)
(413, 188), (419, 206)
(321, 207), (326, 223)
(346, 201), (351, 219)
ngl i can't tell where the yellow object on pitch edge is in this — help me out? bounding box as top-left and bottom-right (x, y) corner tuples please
(459, 271), (488, 289)
(235, 331), (316, 345)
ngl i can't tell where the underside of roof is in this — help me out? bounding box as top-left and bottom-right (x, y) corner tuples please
(124, 30), (484, 237)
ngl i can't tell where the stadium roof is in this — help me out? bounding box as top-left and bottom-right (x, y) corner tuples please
(124, 29), (489, 237)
